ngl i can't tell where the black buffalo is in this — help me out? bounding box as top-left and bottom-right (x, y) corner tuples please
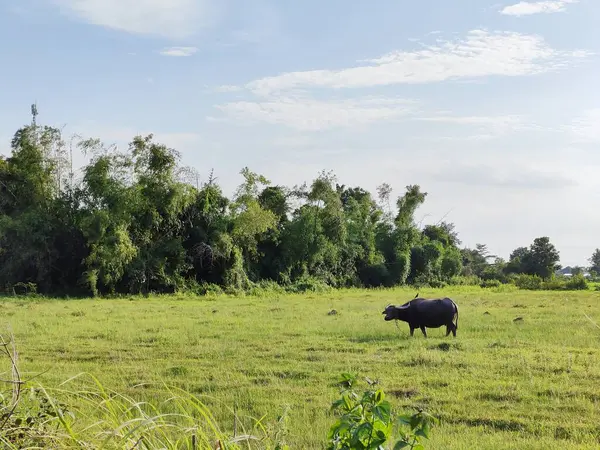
(382, 294), (459, 337)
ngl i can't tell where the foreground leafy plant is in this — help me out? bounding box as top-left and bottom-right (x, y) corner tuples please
(327, 373), (437, 450)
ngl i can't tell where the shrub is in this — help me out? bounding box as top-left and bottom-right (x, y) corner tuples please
(513, 274), (543, 290)
(412, 274), (447, 289)
(565, 274), (589, 291)
(327, 372), (437, 450)
(428, 279), (448, 289)
(509, 273), (588, 291)
(248, 280), (287, 297)
(358, 263), (390, 288)
(540, 278), (565, 291)
(286, 275), (332, 294)
(480, 279), (501, 288)
(449, 275), (482, 286)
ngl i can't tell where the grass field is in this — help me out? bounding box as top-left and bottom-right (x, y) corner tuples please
(1, 286), (600, 449)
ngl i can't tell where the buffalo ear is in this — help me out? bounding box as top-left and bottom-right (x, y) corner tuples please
(414, 292), (419, 298)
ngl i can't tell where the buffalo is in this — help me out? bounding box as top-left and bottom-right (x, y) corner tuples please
(382, 293), (459, 337)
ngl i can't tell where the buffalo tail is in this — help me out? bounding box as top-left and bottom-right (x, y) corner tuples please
(452, 300), (459, 329)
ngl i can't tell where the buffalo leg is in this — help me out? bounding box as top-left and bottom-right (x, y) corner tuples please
(420, 326), (427, 337)
(445, 325), (451, 337)
(452, 323), (457, 337)
(409, 326), (415, 337)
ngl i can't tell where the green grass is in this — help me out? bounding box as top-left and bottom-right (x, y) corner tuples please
(2, 286), (600, 449)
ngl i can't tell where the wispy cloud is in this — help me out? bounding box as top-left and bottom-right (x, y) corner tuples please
(213, 96), (416, 131)
(50, 0), (217, 39)
(214, 85), (243, 93)
(500, 0), (578, 17)
(414, 114), (540, 140)
(159, 46), (198, 57)
(213, 29), (588, 131)
(568, 109), (600, 143)
(436, 163), (577, 189)
(231, 30), (588, 96)
(416, 114), (527, 127)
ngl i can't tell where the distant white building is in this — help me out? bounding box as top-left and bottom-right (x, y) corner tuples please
(555, 266), (591, 278)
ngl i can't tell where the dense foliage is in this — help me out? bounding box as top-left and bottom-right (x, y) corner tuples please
(0, 110), (592, 296)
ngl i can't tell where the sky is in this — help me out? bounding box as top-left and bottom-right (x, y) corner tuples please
(1, 0), (599, 267)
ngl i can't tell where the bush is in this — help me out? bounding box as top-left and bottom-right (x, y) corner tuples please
(411, 272), (450, 289)
(327, 372), (437, 450)
(540, 278), (565, 291)
(427, 279), (448, 289)
(248, 279), (287, 297)
(480, 279), (501, 288)
(358, 263), (390, 288)
(509, 273), (588, 291)
(286, 275), (332, 294)
(513, 274), (543, 290)
(565, 274), (589, 290)
(179, 280), (226, 297)
(449, 275), (482, 286)
(480, 266), (507, 283)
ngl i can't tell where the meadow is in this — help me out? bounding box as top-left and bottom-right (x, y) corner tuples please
(1, 285), (599, 449)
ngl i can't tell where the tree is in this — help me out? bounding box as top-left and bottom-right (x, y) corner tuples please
(0, 113), (77, 295)
(527, 237), (560, 279)
(228, 167), (277, 286)
(588, 249), (600, 275)
(379, 185), (427, 285)
(506, 237), (560, 279)
(571, 266), (585, 276)
(2, 104), (573, 296)
(505, 247), (529, 275)
(460, 244), (492, 278)
(440, 248), (463, 280)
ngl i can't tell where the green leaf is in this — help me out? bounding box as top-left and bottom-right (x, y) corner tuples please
(410, 413), (423, 430)
(328, 419), (350, 439)
(393, 441), (411, 450)
(397, 414), (414, 426)
(369, 434), (387, 449)
(416, 422), (431, 439)
(373, 402), (391, 423)
(343, 394), (354, 411)
(339, 372), (358, 387)
(348, 422), (373, 449)
(375, 389), (385, 403)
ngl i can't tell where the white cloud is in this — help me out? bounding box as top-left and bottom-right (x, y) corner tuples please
(214, 85), (243, 93)
(435, 163), (577, 189)
(51, 0), (217, 39)
(233, 30), (588, 96)
(568, 109), (600, 143)
(213, 29), (588, 131)
(500, 0), (578, 16)
(159, 46), (198, 57)
(413, 114), (546, 140)
(214, 96), (416, 131)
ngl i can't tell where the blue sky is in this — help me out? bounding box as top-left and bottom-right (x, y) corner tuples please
(1, 0), (599, 266)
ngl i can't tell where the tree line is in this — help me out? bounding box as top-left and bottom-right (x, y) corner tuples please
(0, 108), (594, 296)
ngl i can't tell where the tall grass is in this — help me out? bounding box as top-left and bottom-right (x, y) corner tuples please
(0, 333), (287, 450)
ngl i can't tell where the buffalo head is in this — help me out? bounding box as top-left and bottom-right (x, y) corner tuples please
(381, 303), (410, 321)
